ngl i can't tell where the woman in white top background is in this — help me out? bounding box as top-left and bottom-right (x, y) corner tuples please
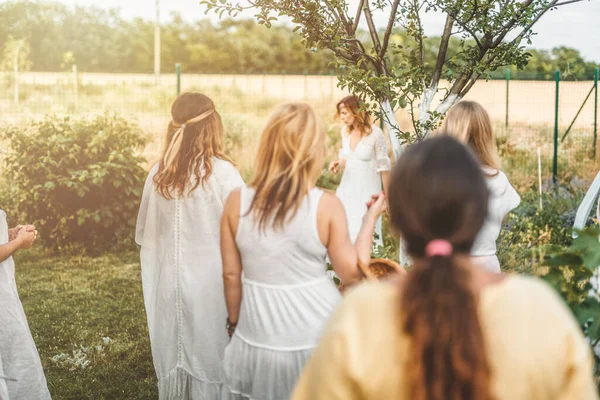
(436, 100), (520, 273)
(136, 92), (244, 399)
(220, 102), (387, 400)
(329, 95), (391, 247)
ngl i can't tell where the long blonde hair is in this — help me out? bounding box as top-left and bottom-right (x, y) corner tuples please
(336, 95), (373, 137)
(439, 101), (500, 171)
(248, 103), (327, 231)
(154, 92), (232, 199)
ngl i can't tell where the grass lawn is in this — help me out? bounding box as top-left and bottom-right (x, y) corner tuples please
(14, 248), (157, 399)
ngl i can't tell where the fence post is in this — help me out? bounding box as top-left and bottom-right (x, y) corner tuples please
(72, 64), (79, 111)
(553, 70), (560, 183)
(594, 67), (598, 159)
(505, 68), (510, 128)
(176, 63), (181, 96)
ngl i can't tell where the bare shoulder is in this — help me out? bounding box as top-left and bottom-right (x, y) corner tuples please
(319, 191), (344, 213)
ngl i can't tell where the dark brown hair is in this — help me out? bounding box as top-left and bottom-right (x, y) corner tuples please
(153, 92), (232, 199)
(335, 95), (372, 137)
(388, 135), (491, 400)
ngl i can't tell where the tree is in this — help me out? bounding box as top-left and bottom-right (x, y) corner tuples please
(1, 35), (31, 73)
(202, 0), (590, 156)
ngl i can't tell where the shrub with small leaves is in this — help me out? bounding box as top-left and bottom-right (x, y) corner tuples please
(543, 227), (600, 390)
(0, 113), (148, 254)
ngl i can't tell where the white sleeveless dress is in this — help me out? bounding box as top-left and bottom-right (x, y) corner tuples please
(0, 210), (51, 400)
(336, 125), (391, 246)
(221, 187), (342, 400)
(136, 159), (244, 399)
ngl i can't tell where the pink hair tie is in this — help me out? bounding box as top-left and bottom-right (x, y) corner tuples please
(425, 240), (453, 258)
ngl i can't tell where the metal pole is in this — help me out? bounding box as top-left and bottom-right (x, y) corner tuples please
(594, 67), (598, 159)
(176, 63), (181, 96)
(154, 0), (161, 83)
(505, 68), (510, 128)
(553, 70), (560, 183)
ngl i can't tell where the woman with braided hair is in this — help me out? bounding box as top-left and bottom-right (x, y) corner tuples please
(293, 136), (597, 400)
(136, 92), (243, 399)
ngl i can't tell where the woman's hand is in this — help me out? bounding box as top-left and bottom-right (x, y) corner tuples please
(15, 228), (36, 249)
(365, 192), (387, 222)
(329, 159), (346, 175)
(9, 225), (36, 242)
(329, 160), (340, 175)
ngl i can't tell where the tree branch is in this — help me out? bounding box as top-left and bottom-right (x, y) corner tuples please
(491, 0), (535, 47)
(511, 0), (562, 45)
(430, 14), (454, 88)
(362, 1), (382, 54)
(554, 0), (586, 6)
(379, 0), (400, 58)
(352, 0), (365, 34)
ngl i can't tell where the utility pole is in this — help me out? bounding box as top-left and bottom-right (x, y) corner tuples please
(154, 0), (161, 83)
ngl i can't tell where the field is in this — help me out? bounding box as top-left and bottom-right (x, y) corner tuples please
(0, 72), (598, 181)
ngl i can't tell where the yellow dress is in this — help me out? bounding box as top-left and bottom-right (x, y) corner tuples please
(292, 276), (598, 400)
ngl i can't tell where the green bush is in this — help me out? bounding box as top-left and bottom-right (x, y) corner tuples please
(543, 227), (600, 390)
(0, 113), (148, 254)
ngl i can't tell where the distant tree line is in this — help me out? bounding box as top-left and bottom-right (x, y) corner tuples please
(0, 0), (597, 80)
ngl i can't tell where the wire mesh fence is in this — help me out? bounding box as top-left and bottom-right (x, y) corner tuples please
(0, 69), (597, 184)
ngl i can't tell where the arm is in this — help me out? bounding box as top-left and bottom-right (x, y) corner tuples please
(329, 128), (349, 174)
(320, 193), (386, 285)
(380, 171), (390, 197)
(221, 189), (243, 333)
(0, 229), (35, 263)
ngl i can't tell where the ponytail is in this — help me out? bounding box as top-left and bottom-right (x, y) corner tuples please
(401, 254), (491, 400)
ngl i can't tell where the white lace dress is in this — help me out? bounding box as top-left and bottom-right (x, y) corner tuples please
(336, 125), (391, 246)
(221, 186), (342, 400)
(0, 210), (51, 400)
(136, 158), (244, 400)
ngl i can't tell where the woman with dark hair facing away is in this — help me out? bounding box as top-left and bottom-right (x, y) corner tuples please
(293, 135), (597, 400)
(329, 95), (391, 247)
(136, 92), (244, 399)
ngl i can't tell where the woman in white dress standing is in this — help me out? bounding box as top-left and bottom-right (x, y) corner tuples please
(0, 214), (50, 400)
(436, 101), (520, 273)
(136, 92), (244, 399)
(220, 103), (387, 400)
(329, 95), (391, 247)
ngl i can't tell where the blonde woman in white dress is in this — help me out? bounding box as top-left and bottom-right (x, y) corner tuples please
(0, 214), (50, 400)
(220, 103), (387, 400)
(329, 95), (391, 247)
(136, 92), (244, 399)
(436, 101), (520, 273)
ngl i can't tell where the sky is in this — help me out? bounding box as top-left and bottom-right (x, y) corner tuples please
(57, 0), (600, 62)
